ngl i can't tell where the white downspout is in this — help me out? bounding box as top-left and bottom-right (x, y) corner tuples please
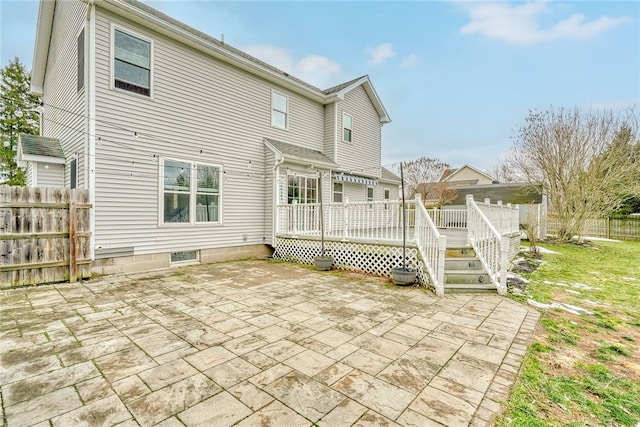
(272, 156), (284, 244)
(88, 0), (96, 260)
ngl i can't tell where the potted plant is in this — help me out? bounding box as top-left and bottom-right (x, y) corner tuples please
(314, 171), (334, 271)
(391, 162), (417, 285)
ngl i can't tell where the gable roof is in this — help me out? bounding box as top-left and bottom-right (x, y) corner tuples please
(31, 0), (390, 123)
(441, 164), (495, 183)
(264, 138), (338, 169)
(380, 166), (401, 183)
(17, 134), (66, 166)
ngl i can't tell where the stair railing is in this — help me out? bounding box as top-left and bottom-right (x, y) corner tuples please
(466, 195), (508, 295)
(414, 195), (447, 296)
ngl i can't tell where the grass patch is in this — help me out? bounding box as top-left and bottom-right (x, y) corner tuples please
(497, 240), (640, 427)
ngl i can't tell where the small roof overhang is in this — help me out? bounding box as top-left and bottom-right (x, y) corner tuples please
(17, 134), (66, 167)
(264, 138), (338, 170)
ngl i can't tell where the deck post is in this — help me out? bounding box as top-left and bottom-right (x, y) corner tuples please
(414, 195), (422, 242)
(436, 235), (447, 296)
(466, 195), (474, 246)
(292, 200), (298, 237)
(343, 197), (349, 240)
(498, 235), (509, 295)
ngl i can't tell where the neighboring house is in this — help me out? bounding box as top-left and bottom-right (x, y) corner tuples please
(440, 164), (496, 187)
(17, 134), (66, 187)
(30, 0), (400, 274)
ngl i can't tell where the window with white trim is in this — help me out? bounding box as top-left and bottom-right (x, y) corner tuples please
(271, 91), (288, 129)
(287, 175), (317, 204)
(162, 159), (221, 224)
(343, 113), (352, 142)
(77, 28), (85, 92)
(113, 28), (151, 96)
(367, 186), (374, 208)
(333, 182), (343, 203)
(384, 188), (390, 210)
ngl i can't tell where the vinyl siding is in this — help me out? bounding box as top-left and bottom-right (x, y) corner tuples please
(36, 163), (64, 187)
(25, 163), (34, 186)
(41, 0), (88, 189)
(323, 103), (336, 161)
(92, 9), (325, 255)
(335, 86), (381, 178)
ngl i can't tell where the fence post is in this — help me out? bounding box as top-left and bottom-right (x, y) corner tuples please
(292, 200), (298, 237)
(68, 195), (78, 283)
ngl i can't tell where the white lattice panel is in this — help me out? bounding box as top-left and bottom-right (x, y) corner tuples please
(274, 237), (432, 289)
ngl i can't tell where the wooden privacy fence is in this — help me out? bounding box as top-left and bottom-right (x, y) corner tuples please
(1, 186), (92, 288)
(547, 215), (640, 241)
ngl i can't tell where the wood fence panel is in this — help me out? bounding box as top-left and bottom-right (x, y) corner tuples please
(0, 186), (92, 288)
(547, 215), (640, 241)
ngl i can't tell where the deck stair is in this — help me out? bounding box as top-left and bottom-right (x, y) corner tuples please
(443, 246), (496, 292)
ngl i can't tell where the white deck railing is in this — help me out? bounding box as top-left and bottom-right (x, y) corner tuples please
(414, 196), (446, 296)
(477, 198), (520, 236)
(466, 195), (509, 295)
(427, 208), (467, 229)
(277, 200), (416, 242)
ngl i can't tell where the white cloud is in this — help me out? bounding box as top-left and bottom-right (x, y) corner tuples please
(458, 1), (631, 44)
(365, 43), (396, 65)
(242, 45), (341, 88)
(400, 54), (419, 68)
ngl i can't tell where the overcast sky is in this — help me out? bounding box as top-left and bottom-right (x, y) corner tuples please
(1, 0), (638, 173)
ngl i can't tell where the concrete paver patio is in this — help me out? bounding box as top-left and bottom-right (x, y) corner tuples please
(0, 260), (540, 426)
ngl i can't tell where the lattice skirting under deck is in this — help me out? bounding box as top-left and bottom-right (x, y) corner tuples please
(273, 237), (430, 288)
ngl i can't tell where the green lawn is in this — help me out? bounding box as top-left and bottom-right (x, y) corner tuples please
(497, 240), (640, 427)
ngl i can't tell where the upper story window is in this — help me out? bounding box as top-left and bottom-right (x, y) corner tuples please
(114, 28), (151, 97)
(271, 91), (288, 129)
(162, 159), (221, 224)
(333, 182), (343, 203)
(77, 28), (85, 92)
(343, 113), (353, 142)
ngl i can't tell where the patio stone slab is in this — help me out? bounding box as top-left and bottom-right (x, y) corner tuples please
(203, 356), (261, 388)
(177, 391), (252, 427)
(127, 373), (221, 426)
(265, 371), (345, 422)
(333, 370), (415, 420)
(317, 398), (368, 427)
(4, 387), (83, 426)
(409, 385), (477, 426)
(51, 394), (130, 426)
(234, 400), (310, 427)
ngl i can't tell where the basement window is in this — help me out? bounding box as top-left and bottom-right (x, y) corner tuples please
(170, 250), (198, 264)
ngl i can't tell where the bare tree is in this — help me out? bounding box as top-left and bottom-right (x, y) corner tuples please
(508, 107), (640, 241)
(487, 156), (522, 183)
(402, 156), (457, 207)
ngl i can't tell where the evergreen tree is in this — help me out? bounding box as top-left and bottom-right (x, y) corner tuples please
(0, 57), (41, 186)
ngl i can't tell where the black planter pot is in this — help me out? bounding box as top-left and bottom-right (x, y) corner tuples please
(391, 267), (417, 286)
(314, 256), (334, 271)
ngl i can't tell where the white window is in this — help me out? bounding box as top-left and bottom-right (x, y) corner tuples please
(333, 182), (343, 203)
(343, 113), (353, 142)
(287, 175), (317, 204)
(113, 28), (152, 96)
(384, 188), (390, 210)
(162, 159), (221, 224)
(367, 186), (374, 208)
(271, 91), (288, 129)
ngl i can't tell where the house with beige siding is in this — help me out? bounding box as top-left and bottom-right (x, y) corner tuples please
(30, 0), (400, 274)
